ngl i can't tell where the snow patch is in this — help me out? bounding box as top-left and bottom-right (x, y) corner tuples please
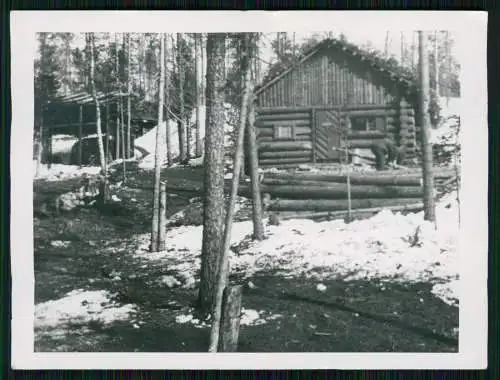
(133, 194), (459, 306)
(35, 289), (137, 331)
(33, 161), (102, 181)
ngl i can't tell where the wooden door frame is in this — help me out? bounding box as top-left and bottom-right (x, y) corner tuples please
(312, 106), (344, 163)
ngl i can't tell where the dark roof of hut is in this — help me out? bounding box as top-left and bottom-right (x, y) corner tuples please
(47, 90), (129, 106)
(255, 37), (419, 96)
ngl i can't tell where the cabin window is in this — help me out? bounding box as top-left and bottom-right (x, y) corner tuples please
(274, 124), (295, 140)
(349, 116), (386, 132)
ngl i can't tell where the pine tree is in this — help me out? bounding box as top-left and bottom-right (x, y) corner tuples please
(197, 33), (227, 317)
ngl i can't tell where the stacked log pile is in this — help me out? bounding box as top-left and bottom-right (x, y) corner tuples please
(238, 167), (456, 222)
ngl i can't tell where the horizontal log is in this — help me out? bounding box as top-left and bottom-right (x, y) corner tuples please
(256, 119), (310, 128)
(260, 141), (312, 151)
(269, 198), (424, 212)
(258, 157), (312, 165)
(343, 104), (394, 111)
(259, 150), (312, 159)
(386, 117), (396, 124)
(295, 133), (312, 140)
(345, 139), (384, 149)
(264, 168), (455, 182)
(258, 163), (308, 170)
(346, 109), (397, 117)
(258, 137), (311, 143)
(256, 113), (311, 121)
(256, 107), (312, 114)
(277, 203), (424, 221)
(262, 175), (423, 187)
(346, 131), (386, 140)
(295, 126), (312, 134)
(259, 184), (423, 199)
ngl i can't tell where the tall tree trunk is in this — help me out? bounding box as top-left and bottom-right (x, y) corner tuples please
(418, 31), (436, 223)
(195, 33), (204, 157)
(127, 33), (132, 159)
(35, 109), (43, 177)
(247, 98), (264, 240)
(151, 34), (166, 252)
(197, 33), (226, 317)
(115, 33), (121, 160)
(201, 34), (206, 104)
(434, 30), (439, 97)
(165, 34), (172, 167)
(400, 32), (405, 65)
(208, 33), (252, 352)
(88, 33), (106, 172)
(177, 33), (187, 162)
(384, 31), (390, 57)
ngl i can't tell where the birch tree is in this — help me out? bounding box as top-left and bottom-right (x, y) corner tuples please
(88, 33), (107, 173)
(151, 33), (166, 252)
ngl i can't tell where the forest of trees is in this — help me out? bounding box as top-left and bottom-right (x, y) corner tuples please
(34, 31), (460, 351)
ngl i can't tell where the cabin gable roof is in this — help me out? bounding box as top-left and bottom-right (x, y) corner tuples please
(255, 37), (419, 98)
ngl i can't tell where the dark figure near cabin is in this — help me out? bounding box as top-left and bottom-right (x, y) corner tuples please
(371, 138), (405, 170)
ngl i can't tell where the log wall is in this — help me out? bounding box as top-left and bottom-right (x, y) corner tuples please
(255, 108), (313, 168)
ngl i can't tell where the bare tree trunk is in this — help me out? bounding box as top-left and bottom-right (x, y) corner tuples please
(434, 30), (439, 97)
(151, 33), (166, 252)
(400, 31), (405, 65)
(35, 110), (43, 177)
(115, 34), (121, 161)
(88, 33), (106, 172)
(177, 33), (187, 163)
(197, 33), (226, 317)
(208, 33), (252, 353)
(127, 33), (132, 159)
(418, 31), (436, 223)
(195, 33), (204, 157)
(384, 31), (391, 57)
(247, 96), (264, 240)
(165, 34), (172, 167)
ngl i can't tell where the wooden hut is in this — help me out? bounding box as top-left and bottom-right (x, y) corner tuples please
(42, 91), (133, 165)
(253, 37), (420, 169)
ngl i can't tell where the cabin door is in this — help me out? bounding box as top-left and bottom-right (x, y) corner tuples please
(314, 109), (343, 161)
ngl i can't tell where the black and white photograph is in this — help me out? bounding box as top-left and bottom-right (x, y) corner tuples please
(10, 11), (487, 369)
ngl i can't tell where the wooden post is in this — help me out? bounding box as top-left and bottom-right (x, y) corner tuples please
(158, 181), (167, 251)
(218, 285), (243, 352)
(78, 105), (83, 167)
(311, 107), (317, 163)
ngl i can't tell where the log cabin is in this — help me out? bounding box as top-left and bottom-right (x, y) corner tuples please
(252, 37), (421, 169)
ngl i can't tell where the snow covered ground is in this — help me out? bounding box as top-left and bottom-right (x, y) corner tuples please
(33, 160), (102, 181)
(133, 192), (460, 311)
(135, 103), (236, 170)
(35, 289), (139, 345)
